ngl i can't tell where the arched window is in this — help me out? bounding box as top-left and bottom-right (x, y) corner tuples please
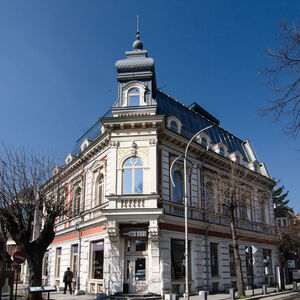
(72, 187), (81, 216)
(173, 171), (183, 203)
(170, 121), (179, 133)
(205, 182), (213, 210)
(97, 174), (105, 205)
(123, 157), (143, 194)
(128, 89), (141, 106)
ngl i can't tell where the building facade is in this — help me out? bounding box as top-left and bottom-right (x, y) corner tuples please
(44, 34), (278, 295)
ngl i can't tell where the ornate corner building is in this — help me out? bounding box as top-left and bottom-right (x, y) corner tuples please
(43, 33), (278, 295)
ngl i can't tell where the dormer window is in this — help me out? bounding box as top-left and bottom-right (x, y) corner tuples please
(128, 88), (140, 106)
(167, 116), (182, 134)
(229, 151), (242, 164)
(80, 139), (90, 152)
(65, 153), (74, 165)
(170, 121), (178, 133)
(212, 143), (227, 157)
(219, 146), (225, 157)
(197, 132), (211, 149)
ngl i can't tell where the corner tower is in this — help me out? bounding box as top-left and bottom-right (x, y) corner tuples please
(112, 30), (157, 116)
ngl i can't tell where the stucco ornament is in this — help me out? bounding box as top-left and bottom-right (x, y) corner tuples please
(131, 141), (138, 156)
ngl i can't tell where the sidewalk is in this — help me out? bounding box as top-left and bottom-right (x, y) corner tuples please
(13, 283), (299, 300)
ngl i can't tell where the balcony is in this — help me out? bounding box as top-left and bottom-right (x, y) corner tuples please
(106, 194), (160, 210)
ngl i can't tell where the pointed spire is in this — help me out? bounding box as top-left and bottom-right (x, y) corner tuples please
(133, 15), (143, 51)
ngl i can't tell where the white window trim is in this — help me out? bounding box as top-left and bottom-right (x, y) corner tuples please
(197, 132), (211, 149)
(212, 142), (228, 157)
(65, 153), (74, 165)
(229, 151), (243, 164)
(167, 116), (182, 134)
(122, 81), (146, 107)
(80, 139), (90, 152)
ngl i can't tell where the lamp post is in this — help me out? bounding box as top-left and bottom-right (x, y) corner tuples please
(171, 125), (213, 300)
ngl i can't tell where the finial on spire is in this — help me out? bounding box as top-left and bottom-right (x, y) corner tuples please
(133, 15), (143, 50)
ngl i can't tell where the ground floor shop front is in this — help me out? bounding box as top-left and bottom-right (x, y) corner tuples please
(44, 222), (279, 296)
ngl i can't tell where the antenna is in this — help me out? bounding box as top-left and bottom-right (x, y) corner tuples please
(137, 15), (139, 33)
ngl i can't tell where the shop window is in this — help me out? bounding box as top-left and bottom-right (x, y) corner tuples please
(123, 157), (143, 194)
(128, 88), (141, 106)
(229, 246), (236, 276)
(42, 251), (49, 277)
(263, 249), (273, 275)
(71, 244), (78, 278)
(91, 240), (104, 279)
(97, 174), (105, 205)
(172, 171), (183, 204)
(171, 239), (190, 280)
(55, 248), (62, 278)
(210, 243), (219, 276)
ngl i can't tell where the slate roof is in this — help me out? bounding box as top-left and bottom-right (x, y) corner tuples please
(155, 90), (249, 162)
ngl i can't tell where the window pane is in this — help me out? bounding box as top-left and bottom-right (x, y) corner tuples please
(129, 89), (139, 94)
(135, 258), (146, 281)
(135, 240), (146, 251)
(134, 168), (143, 193)
(129, 95), (140, 106)
(123, 169), (132, 194)
(210, 243), (218, 276)
(171, 239), (185, 279)
(91, 241), (104, 279)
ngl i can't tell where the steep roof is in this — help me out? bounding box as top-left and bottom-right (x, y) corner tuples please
(156, 90), (249, 162)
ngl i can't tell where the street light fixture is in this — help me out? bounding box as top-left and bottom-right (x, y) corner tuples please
(170, 124), (213, 300)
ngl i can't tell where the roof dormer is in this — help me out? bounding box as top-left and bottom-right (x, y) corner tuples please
(80, 138), (90, 152)
(65, 153), (75, 165)
(229, 151), (243, 164)
(212, 142), (228, 157)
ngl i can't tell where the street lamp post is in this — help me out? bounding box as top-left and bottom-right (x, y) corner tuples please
(171, 125), (213, 300)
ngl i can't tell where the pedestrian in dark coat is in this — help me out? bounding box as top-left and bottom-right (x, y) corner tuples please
(63, 267), (73, 294)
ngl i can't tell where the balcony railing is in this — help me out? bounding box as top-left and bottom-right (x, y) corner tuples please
(106, 194), (160, 210)
(162, 200), (275, 235)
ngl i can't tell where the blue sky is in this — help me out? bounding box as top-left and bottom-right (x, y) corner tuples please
(0, 1), (299, 212)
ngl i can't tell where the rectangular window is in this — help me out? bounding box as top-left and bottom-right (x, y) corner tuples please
(71, 244), (78, 278)
(171, 239), (190, 280)
(210, 243), (219, 277)
(42, 251), (49, 277)
(263, 249), (273, 275)
(245, 246), (252, 277)
(91, 240), (104, 279)
(55, 248), (62, 278)
(229, 246), (237, 276)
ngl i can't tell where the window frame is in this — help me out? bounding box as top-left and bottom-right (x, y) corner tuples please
(122, 157), (144, 194)
(55, 247), (62, 278)
(90, 240), (104, 280)
(210, 243), (219, 277)
(172, 171), (183, 204)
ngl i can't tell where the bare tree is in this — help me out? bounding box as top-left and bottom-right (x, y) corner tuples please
(205, 161), (256, 297)
(0, 146), (68, 300)
(0, 216), (12, 271)
(262, 20), (300, 137)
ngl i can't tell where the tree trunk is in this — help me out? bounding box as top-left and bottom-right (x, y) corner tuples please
(230, 215), (245, 297)
(25, 252), (44, 300)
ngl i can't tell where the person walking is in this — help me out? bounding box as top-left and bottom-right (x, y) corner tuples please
(63, 267), (73, 294)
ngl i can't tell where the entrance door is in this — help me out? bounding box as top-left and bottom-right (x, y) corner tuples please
(124, 239), (147, 294)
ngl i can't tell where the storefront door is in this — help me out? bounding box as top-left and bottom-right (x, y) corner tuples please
(124, 239), (147, 294)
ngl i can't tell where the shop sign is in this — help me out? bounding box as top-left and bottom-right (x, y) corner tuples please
(292, 269), (300, 280)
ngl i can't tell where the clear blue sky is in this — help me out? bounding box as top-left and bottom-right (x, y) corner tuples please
(0, 1), (299, 212)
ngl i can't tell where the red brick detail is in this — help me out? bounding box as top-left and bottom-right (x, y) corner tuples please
(51, 224), (107, 244)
